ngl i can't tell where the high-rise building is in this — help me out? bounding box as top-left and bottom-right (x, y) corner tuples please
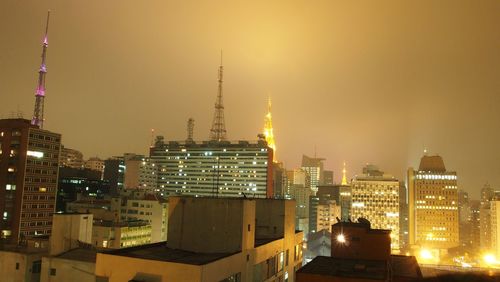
(150, 139), (273, 198)
(480, 183), (496, 251)
(301, 155), (324, 194)
(351, 165), (400, 251)
(103, 157), (125, 195)
(469, 200), (481, 251)
(59, 146), (84, 169)
(321, 170), (334, 186)
(0, 119), (61, 243)
(316, 199), (341, 232)
(408, 155), (459, 254)
(491, 200), (500, 257)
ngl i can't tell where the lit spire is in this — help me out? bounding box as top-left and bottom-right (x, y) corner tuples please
(31, 11), (50, 129)
(341, 162), (348, 185)
(263, 97), (276, 162)
(209, 50), (227, 141)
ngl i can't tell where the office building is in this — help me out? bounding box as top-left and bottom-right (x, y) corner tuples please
(0, 118), (61, 243)
(301, 155), (324, 194)
(59, 146), (83, 169)
(92, 219), (152, 249)
(150, 139), (273, 198)
(95, 196), (304, 282)
(103, 157), (125, 195)
(407, 155), (459, 256)
(351, 165), (400, 251)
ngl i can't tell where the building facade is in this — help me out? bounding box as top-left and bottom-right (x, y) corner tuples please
(351, 165), (400, 251)
(0, 119), (61, 243)
(150, 139), (273, 198)
(59, 146), (83, 169)
(408, 155), (459, 255)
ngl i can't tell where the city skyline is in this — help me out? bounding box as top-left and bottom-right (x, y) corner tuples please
(1, 1), (500, 198)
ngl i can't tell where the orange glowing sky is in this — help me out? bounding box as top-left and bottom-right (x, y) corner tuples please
(1, 0), (499, 198)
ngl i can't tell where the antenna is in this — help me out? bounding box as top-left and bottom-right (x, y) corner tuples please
(209, 50), (227, 141)
(150, 129), (155, 148)
(186, 118), (194, 142)
(31, 11), (51, 129)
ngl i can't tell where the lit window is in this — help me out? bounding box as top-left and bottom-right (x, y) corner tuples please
(39, 187), (47, 192)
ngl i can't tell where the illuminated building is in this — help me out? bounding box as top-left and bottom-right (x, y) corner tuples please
(59, 146), (83, 169)
(123, 155), (158, 190)
(92, 220), (152, 249)
(297, 219), (422, 282)
(316, 199), (341, 232)
(95, 197), (304, 282)
(301, 155), (325, 194)
(150, 139), (273, 198)
(408, 155), (459, 254)
(491, 200), (500, 257)
(263, 98), (276, 162)
(351, 165), (400, 251)
(103, 157), (125, 195)
(480, 183), (496, 251)
(0, 118), (61, 243)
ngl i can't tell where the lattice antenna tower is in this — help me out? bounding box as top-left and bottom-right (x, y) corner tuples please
(31, 11), (51, 129)
(209, 51), (227, 141)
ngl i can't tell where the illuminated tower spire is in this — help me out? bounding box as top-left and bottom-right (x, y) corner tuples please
(31, 11), (51, 129)
(263, 97), (276, 161)
(341, 162), (348, 185)
(209, 51), (227, 141)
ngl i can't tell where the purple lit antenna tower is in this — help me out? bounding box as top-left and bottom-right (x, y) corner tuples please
(209, 51), (227, 141)
(31, 11), (51, 129)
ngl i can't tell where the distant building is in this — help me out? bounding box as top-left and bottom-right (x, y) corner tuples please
(321, 170), (334, 185)
(95, 196), (304, 282)
(316, 199), (341, 232)
(56, 167), (110, 212)
(59, 146), (84, 169)
(491, 200), (500, 257)
(351, 165), (400, 251)
(103, 157), (125, 195)
(408, 155), (459, 256)
(480, 183), (496, 251)
(301, 155), (324, 194)
(84, 157), (104, 177)
(0, 118), (61, 243)
(150, 139), (273, 198)
(92, 220), (152, 249)
(296, 219), (422, 282)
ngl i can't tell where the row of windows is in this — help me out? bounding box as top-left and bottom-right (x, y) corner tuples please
(29, 133), (60, 143)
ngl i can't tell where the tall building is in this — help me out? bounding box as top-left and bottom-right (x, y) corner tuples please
(351, 165), (400, 251)
(150, 139), (273, 198)
(0, 119), (61, 243)
(103, 157), (125, 195)
(59, 146), (83, 169)
(480, 183), (496, 251)
(408, 155), (459, 255)
(301, 155), (324, 194)
(491, 200), (500, 257)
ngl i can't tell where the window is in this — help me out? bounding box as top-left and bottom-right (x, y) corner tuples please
(15, 263), (19, 270)
(32, 261), (41, 274)
(50, 268), (56, 276)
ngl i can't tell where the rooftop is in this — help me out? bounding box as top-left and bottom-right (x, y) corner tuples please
(297, 256), (387, 280)
(152, 139), (268, 149)
(102, 242), (238, 265)
(57, 248), (97, 263)
(419, 155), (446, 172)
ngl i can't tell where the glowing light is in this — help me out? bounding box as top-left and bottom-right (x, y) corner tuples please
(341, 162), (348, 185)
(263, 98), (276, 161)
(27, 151), (44, 158)
(336, 234), (346, 243)
(483, 254), (497, 265)
(420, 249), (433, 260)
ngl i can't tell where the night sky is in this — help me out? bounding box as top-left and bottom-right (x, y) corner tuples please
(1, 1), (499, 198)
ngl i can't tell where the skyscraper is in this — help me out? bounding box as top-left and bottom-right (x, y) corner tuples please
(351, 164), (400, 251)
(150, 138), (273, 198)
(0, 119), (61, 243)
(408, 155), (459, 255)
(301, 155), (324, 194)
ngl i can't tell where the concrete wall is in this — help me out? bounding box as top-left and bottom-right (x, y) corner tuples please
(0, 250), (43, 282)
(255, 199), (286, 239)
(95, 253), (202, 282)
(40, 257), (95, 282)
(331, 224), (391, 261)
(50, 214), (93, 256)
(167, 197), (245, 253)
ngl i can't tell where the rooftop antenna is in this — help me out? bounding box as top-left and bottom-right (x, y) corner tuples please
(31, 10), (51, 129)
(186, 118), (194, 142)
(209, 50), (227, 141)
(150, 129), (155, 148)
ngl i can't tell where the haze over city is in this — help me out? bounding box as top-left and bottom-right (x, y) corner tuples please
(1, 0), (500, 198)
